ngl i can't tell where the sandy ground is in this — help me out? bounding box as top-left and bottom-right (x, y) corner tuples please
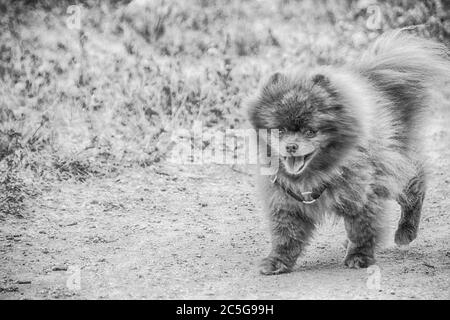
(1, 106), (450, 300)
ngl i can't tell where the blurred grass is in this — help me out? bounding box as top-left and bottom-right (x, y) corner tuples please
(0, 0), (449, 216)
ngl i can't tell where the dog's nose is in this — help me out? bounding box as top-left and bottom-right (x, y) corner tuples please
(286, 143), (298, 154)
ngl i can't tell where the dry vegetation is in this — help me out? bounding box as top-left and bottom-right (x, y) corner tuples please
(0, 0), (449, 217)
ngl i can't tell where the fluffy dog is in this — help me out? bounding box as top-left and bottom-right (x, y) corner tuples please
(247, 30), (450, 275)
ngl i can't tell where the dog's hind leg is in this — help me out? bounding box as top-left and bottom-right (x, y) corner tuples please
(395, 165), (426, 246)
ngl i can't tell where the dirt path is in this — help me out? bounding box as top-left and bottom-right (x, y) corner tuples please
(1, 108), (450, 300)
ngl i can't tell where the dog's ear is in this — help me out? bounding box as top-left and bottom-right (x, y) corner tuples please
(311, 73), (330, 86)
(260, 72), (288, 98)
(311, 73), (338, 98)
(268, 72), (285, 85)
(265, 72), (287, 88)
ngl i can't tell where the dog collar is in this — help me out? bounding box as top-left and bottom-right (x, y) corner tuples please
(270, 174), (327, 204)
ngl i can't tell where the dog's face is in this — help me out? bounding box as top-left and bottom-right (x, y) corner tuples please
(248, 72), (360, 177)
(277, 128), (321, 175)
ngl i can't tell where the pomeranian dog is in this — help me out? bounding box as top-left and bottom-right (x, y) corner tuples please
(247, 30), (450, 275)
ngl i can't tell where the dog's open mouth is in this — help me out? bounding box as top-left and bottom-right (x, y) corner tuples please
(282, 152), (315, 174)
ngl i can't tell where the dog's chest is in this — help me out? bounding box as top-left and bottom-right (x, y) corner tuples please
(262, 178), (336, 221)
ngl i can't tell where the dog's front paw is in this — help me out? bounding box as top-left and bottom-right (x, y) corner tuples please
(259, 256), (292, 275)
(344, 253), (375, 269)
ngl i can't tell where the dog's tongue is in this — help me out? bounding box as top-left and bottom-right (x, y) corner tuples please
(286, 156), (305, 172)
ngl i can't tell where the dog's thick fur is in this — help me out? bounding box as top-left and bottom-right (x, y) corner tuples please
(247, 30), (450, 275)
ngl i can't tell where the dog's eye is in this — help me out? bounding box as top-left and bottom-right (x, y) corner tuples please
(305, 130), (317, 138)
(278, 128), (287, 134)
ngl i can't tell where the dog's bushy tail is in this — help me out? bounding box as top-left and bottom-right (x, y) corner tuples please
(358, 29), (450, 85)
(357, 29), (450, 144)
